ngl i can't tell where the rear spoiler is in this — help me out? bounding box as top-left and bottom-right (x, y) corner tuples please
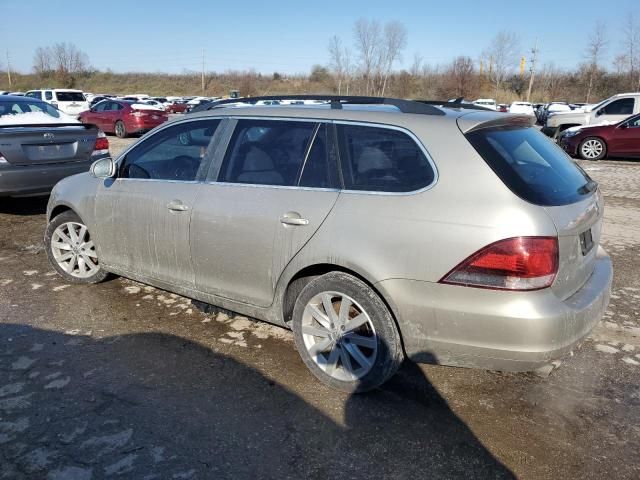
(0, 123), (96, 129)
(456, 112), (536, 134)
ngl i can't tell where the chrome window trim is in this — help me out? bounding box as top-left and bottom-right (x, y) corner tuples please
(202, 181), (339, 193)
(113, 178), (200, 185)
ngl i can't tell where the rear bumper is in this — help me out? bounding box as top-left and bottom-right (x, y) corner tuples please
(127, 116), (167, 133)
(0, 156), (104, 197)
(377, 246), (612, 371)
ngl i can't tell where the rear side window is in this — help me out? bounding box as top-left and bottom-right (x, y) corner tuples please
(600, 98), (634, 115)
(337, 124), (435, 192)
(219, 119), (326, 187)
(466, 127), (592, 206)
(55, 92), (85, 102)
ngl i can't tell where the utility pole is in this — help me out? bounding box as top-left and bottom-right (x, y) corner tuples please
(526, 38), (538, 103)
(201, 48), (205, 94)
(6, 50), (12, 88)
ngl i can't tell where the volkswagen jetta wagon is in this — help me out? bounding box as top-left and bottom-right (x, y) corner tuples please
(45, 96), (612, 392)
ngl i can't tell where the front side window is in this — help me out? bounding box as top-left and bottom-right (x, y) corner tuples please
(601, 98), (635, 116)
(93, 101), (108, 112)
(120, 120), (220, 181)
(45, 91), (53, 100)
(337, 124), (435, 192)
(219, 119), (321, 186)
(26, 91), (42, 100)
(626, 115), (640, 128)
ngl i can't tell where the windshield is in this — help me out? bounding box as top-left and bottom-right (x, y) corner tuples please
(466, 126), (593, 206)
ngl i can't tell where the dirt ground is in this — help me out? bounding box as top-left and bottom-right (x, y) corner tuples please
(0, 139), (639, 479)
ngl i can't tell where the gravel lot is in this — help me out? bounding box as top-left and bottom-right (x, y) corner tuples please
(0, 141), (638, 478)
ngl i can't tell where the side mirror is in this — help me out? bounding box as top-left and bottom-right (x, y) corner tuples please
(596, 109), (604, 116)
(90, 157), (116, 179)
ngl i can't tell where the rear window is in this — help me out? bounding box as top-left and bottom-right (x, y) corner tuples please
(55, 92), (85, 102)
(466, 127), (593, 206)
(0, 100), (61, 119)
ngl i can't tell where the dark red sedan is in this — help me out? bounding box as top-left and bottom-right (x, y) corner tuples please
(166, 101), (189, 113)
(559, 114), (640, 160)
(79, 99), (168, 138)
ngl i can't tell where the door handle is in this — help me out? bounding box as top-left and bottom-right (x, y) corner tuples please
(280, 212), (309, 226)
(167, 200), (189, 212)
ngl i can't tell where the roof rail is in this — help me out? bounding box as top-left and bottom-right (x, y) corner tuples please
(200, 95), (446, 116)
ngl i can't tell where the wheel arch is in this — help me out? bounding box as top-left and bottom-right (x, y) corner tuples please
(278, 262), (407, 354)
(579, 135), (608, 159)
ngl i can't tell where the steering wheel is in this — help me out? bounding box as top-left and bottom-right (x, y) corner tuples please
(172, 155), (200, 180)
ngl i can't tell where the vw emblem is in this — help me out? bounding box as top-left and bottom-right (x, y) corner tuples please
(43, 132), (55, 141)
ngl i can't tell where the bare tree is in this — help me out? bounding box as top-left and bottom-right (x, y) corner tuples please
(446, 56), (475, 98)
(353, 18), (382, 95)
(33, 42), (89, 87)
(378, 21), (407, 96)
(483, 31), (520, 100)
(584, 21), (607, 103)
(622, 13), (640, 90)
(33, 46), (53, 77)
(328, 35), (353, 94)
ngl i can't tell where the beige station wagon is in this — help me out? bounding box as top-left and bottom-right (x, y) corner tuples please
(45, 96), (612, 392)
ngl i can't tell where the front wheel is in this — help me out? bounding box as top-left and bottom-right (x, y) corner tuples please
(291, 272), (403, 393)
(44, 211), (109, 284)
(579, 137), (607, 160)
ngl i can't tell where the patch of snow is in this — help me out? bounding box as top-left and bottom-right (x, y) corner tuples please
(0, 111), (79, 125)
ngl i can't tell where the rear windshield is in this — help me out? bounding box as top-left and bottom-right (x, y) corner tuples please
(55, 92), (85, 102)
(466, 127), (593, 206)
(0, 100), (61, 118)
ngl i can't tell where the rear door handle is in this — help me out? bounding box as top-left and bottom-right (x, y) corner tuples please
(280, 212), (309, 226)
(167, 200), (189, 212)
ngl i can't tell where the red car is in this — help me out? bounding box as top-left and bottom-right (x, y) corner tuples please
(559, 113), (640, 160)
(79, 99), (168, 138)
(166, 102), (189, 113)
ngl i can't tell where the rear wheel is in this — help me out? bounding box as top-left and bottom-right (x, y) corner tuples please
(44, 211), (109, 284)
(114, 120), (127, 139)
(579, 137), (606, 160)
(291, 272), (403, 393)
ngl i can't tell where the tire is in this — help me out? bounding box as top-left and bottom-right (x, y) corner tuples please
(578, 137), (607, 160)
(291, 272), (403, 393)
(114, 120), (127, 139)
(44, 210), (109, 284)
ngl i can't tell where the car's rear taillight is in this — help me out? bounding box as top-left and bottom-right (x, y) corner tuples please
(92, 131), (109, 156)
(131, 110), (144, 117)
(440, 236), (558, 291)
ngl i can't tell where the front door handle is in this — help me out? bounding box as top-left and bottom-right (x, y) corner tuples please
(280, 212), (309, 226)
(167, 200), (189, 212)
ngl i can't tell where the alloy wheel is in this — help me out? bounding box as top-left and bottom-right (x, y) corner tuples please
(50, 222), (99, 278)
(301, 291), (378, 382)
(581, 139), (604, 159)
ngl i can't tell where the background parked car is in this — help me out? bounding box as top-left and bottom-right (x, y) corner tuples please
(0, 94), (108, 197)
(559, 113), (640, 160)
(25, 89), (89, 116)
(509, 101), (535, 116)
(79, 99), (168, 138)
(166, 101), (189, 113)
(473, 98), (497, 110)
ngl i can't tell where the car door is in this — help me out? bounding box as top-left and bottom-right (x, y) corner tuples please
(93, 118), (222, 287)
(190, 118), (340, 307)
(87, 101), (108, 130)
(609, 116), (640, 156)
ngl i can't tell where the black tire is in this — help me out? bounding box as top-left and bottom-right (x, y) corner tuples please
(44, 210), (109, 284)
(291, 272), (403, 393)
(114, 120), (127, 139)
(578, 136), (607, 160)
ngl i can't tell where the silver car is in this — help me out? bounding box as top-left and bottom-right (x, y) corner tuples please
(44, 96), (612, 392)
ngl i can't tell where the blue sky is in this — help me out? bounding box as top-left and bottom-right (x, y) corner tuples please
(1, 0), (638, 74)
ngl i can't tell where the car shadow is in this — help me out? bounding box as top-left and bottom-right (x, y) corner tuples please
(0, 195), (49, 215)
(0, 324), (514, 479)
